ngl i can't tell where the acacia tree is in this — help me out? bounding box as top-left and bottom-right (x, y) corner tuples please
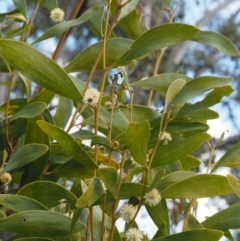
(0, 0), (240, 241)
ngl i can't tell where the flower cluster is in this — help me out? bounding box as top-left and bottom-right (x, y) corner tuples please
(82, 87), (100, 108)
(144, 188), (161, 207)
(50, 8), (65, 23)
(125, 228), (144, 241)
(119, 203), (136, 223)
(159, 131), (172, 145)
(0, 172), (12, 184)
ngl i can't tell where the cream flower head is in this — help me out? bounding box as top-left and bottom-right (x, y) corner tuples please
(0, 172), (12, 184)
(82, 87), (100, 108)
(159, 131), (172, 145)
(50, 8), (65, 23)
(119, 203), (136, 223)
(125, 228), (143, 241)
(144, 188), (161, 207)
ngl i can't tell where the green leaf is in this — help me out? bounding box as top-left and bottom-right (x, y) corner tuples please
(54, 96), (73, 129)
(120, 105), (159, 123)
(0, 210), (85, 237)
(126, 121), (150, 166)
(29, 89), (55, 105)
(180, 156), (201, 170)
(64, 38), (134, 73)
(173, 86), (233, 122)
(50, 159), (94, 179)
(98, 167), (118, 197)
(211, 142), (240, 173)
(0, 194), (48, 212)
(0, 144), (48, 175)
(202, 202), (240, 231)
(31, 0), (57, 10)
(172, 76), (233, 105)
(118, 9), (146, 39)
(12, 0), (28, 20)
(10, 102), (47, 121)
(0, 39), (82, 102)
(151, 133), (210, 168)
(226, 174), (240, 198)
(117, 0), (139, 21)
(130, 73), (192, 97)
(18, 181), (77, 209)
(191, 31), (240, 56)
(156, 171), (196, 191)
(91, 135), (110, 148)
(76, 178), (104, 208)
(33, 3), (105, 44)
(164, 78), (186, 113)
(146, 199), (170, 235)
(37, 120), (97, 169)
(148, 169), (166, 191)
(114, 23), (199, 66)
(21, 116), (50, 186)
(18, 72), (32, 101)
(152, 229), (223, 241)
(161, 174), (233, 198)
(185, 214), (204, 231)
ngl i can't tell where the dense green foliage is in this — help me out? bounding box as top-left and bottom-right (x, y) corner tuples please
(0, 0), (240, 240)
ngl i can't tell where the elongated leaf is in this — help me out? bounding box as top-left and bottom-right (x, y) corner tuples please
(120, 105), (159, 123)
(172, 76), (233, 105)
(37, 120), (97, 169)
(10, 102), (47, 121)
(185, 214), (203, 231)
(202, 202), (240, 231)
(226, 174), (240, 198)
(151, 133), (210, 168)
(114, 23), (199, 66)
(0, 194), (48, 212)
(12, 0), (28, 20)
(211, 141), (240, 173)
(156, 171), (196, 191)
(180, 155), (201, 170)
(33, 3), (105, 44)
(118, 9), (146, 39)
(0, 39), (82, 101)
(111, 0), (139, 21)
(164, 78), (186, 113)
(0, 144), (48, 175)
(192, 31), (240, 56)
(30, 0), (57, 10)
(54, 96), (73, 129)
(0, 210), (85, 237)
(98, 167), (118, 197)
(76, 178), (104, 208)
(126, 121), (150, 166)
(153, 229), (223, 241)
(173, 86), (233, 122)
(130, 73), (192, 97)
(146, 199), (170, 235)
(148, 169), (165, 191)
(91, 135), (110, 148)
(64, 38), (134, 72)
(50, 159), (94, 179)
(161, 174), (233, 198)
(21, 116), (50, 186)
(18, 181), (77, 208)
